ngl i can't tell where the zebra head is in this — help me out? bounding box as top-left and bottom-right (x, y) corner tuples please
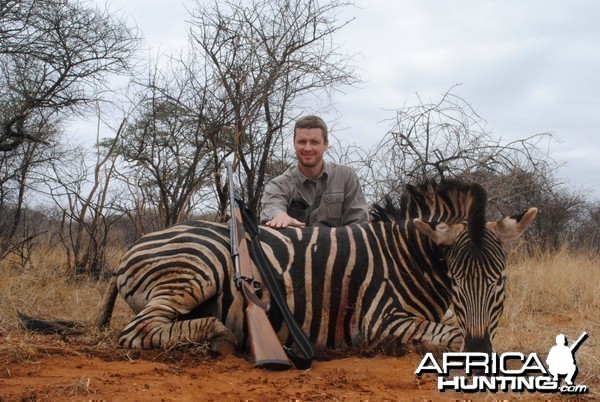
(411, 182), (538, 354)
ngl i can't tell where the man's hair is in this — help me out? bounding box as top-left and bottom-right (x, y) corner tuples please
(294, 115), (328, 143)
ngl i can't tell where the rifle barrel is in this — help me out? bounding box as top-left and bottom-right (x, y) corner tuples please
(227, 162), (242, 287)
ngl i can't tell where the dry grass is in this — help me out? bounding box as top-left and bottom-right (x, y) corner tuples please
(0, 243), (133, 365)
(1, 242), (598, 398)
(497, 244), (600, 399)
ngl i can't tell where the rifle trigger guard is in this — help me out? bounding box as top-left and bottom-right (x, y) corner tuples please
(237, 276), (263, 292)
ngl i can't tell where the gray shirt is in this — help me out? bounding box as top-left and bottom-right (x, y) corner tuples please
(260, 161), (369, 227)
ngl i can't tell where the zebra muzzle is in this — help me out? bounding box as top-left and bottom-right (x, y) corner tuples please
(463, 332), (493, 355)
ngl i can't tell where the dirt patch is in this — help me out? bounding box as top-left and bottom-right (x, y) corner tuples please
(0, 333), (572, 401)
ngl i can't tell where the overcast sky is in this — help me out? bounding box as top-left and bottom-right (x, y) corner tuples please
(106, 0), (600, 199)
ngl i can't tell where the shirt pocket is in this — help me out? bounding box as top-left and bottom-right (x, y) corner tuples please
(322, 192), (344, 224)
(287, 197), (310, 224)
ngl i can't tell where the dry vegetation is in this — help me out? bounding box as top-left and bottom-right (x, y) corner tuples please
(0, 243), (598, 400)
(498, 245), (600, 397)
(0, 244), (130, 341)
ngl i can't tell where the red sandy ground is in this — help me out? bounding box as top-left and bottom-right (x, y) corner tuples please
(0, 334), (570, 401)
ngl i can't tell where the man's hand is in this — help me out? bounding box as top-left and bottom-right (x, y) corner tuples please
(264, 212), (306, 228)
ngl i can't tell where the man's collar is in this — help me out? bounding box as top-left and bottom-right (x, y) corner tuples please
(297, 161), (330, 182)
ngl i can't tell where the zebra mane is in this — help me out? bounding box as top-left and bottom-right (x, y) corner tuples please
(371, 179), (488, 247)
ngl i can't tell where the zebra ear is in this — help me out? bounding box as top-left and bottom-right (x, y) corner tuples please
(413, 219), (466, 245)
(486, 207), (538, 243)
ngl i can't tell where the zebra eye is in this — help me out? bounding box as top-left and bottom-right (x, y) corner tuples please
(451, 276), (459, 287)
(495, 275), (506, 286)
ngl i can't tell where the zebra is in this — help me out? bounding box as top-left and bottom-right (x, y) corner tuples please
(97, 179), (537, 357)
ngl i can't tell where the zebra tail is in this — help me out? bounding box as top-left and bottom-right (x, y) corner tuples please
(18, 312), (86, 335)
(18, 274), (118, 335)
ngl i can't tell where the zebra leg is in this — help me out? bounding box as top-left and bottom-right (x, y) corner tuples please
(406, 324), (463, 356)
(441, 308), (457, 326)
(377, 317), (462, 357)
(118, 303), (237, 354)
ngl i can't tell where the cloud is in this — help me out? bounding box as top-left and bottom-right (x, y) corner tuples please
(326, 0), (600, 198)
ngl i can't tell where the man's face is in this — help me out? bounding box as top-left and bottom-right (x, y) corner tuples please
(294, 127), (328, 169)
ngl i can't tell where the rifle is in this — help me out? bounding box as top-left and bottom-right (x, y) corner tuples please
(227, 161), (293, 370)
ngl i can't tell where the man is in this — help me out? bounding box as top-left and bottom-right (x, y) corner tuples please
(260, 115), (369, 228)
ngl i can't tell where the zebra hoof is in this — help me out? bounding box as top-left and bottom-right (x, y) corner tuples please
(211, 339), (237, 356)
(374, 335), (410, 357)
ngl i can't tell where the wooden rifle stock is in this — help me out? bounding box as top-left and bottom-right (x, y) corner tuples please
(241, 282), (292, 370)
(227, 162), (292, 370)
